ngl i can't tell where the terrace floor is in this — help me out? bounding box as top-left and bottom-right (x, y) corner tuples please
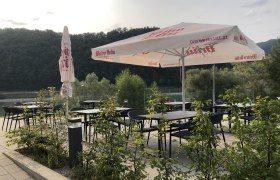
(0, 115), (237, 179)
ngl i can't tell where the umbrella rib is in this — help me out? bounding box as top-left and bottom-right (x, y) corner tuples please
(164, 50), (181, 56)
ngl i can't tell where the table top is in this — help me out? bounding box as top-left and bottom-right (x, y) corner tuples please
(164, 101), (191, 106)
(71, 107), (130, 114)
(22, 101), (47, 105)
(141, 111), (197, 121)
(214, 103), (254, 108)
(15, 104), (52, 109)
(82, 100), (101, 104)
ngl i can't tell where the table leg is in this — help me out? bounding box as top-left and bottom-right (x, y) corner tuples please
(157, 119), (162, 157)
(84, 114), (88, 142)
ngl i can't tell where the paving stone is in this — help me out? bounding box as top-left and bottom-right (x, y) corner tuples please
(0, 158), (14, 167)
(4, 164), (23, 174)
(0, 154), (6, 160)
(11, 170), (32, 180)
(0, 167), (9, 176)
(0, 174), (15, 180)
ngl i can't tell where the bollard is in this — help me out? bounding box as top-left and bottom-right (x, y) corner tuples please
(68, 118), (82, 168)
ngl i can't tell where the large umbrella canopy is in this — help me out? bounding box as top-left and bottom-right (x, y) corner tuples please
(91, 22), (265, 110)
(59, 26), (75, 98)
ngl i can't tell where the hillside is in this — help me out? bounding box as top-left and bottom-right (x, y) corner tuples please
(257, 39), (277, 54)
(0, 28), (277, 91)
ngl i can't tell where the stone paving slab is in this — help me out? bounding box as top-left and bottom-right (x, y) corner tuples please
(0, 116), (69, 180)
(0, 151), (34, 180)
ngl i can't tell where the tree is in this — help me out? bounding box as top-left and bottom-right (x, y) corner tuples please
(115, 69), (146, 108)
(233, 60), (271, 99)
(268, 38), (280, 96)
(185, 67), (240, 101)
(71, 72), (115, 107)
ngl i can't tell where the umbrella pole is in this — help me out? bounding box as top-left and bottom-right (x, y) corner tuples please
(182, 56), (185, 111)
(212, 64), (215, 107)
(66, 96), (69, 119)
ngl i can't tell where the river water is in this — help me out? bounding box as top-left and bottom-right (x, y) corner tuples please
(0, 91), (38, 115)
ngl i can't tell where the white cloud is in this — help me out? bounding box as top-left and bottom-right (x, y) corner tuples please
(242, 0), (269, 7)
(2, 19), (27, 26)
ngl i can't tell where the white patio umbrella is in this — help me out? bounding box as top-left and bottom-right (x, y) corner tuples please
(91, 22), (265, 111)
(59, 26), (75, 117)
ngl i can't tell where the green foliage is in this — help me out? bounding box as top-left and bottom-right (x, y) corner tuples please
(71, 72), (115, 107)
(0, 27), (184, 91)
(233, 60), (271, 99)
(71, 95), (147, 180)
(146, 82), (169, 115)
(222, 88), (280, 179)
(268, 38), (280, 96)
(183, 101), (222, 179)
(146, 83), (186, 179)
(6, 87), (68, 169)
(186, 67), (241, 101)
(115, 69), (146, 108)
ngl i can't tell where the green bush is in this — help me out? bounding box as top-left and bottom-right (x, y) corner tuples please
(6, 87), (68, 169)
(115, 69), (146, 108)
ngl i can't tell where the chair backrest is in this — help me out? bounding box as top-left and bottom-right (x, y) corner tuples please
(53, 104), (63, 111)
(127, 109), (147, 122)
(14, 102), (23, 106)
(242, 108), (254, 115)
(185, 103), (192, 110)
(2, 106), (11, 114)
(9, 107), (24, 115)
(170, 121), (194, 130)
(70, 107), (86, 111)
(215, 99), (224, 105)
(209, 112), (224, 125)
(119, 108), (131, 118)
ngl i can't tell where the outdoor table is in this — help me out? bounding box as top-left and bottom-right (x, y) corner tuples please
(82, 100), (101, 109)
(214, 103), (254, 113)
(214, 103), (254, 129)
(164, 101), (192, 111)
(22, 101), (48, 105)
(14, 104), (52, 126)
(15, 104), (52, 114)
(140, 110), (197, 156)
(71, 107), (130, 142)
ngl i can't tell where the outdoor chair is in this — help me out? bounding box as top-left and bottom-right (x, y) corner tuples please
(45, 104), (64, 126)
(209, 112), (226, 143)
(169, 121), (195, 157)
(240, 108), (255, 125)
(8, 107), (27, 131)
(127, 109), (158, 146)
(2, 106), (12, 131)
(116, 108), (132, 132)
(70, 107), (86, 117)
(169, 102), (192, 111)
(79, 101), (90, 109)
(169, 113), (225, 157)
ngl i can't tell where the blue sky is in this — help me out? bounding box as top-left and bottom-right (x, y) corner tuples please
(0, 0), (279, 42)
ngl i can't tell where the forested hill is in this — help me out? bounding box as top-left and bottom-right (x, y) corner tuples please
(0, 28), (277, 91)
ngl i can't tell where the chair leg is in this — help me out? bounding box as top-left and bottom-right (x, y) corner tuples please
(2, 112), (7, 130)
(220, 123), (226, 144)
(6, 115), (11, 132)
(9, 119), (13, 132)
(169, 133), (172, 158)
(14, 115), (19, 130)
(147, 132), (151, 146)
(164, 132), (167, 151)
